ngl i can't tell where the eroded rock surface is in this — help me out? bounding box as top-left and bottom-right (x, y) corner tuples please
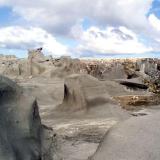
(58, 74), (114, 111)
(2, 50), (160, 160)
(0, 75), (54, 160)
(91, 112), (160, 160)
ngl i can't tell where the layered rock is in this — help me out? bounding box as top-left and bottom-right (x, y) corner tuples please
(114, 94), (160, 111)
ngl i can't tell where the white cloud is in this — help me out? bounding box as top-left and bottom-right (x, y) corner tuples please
(147, 14), (160, 48)
(0, 26), (69, 56)
(0, 0), (153, 35)
(76, 26), (153, 54)
(1, 0), (160, 57)
(149, 14), (160, 31)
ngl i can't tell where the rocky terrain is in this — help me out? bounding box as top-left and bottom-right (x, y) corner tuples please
(1, 48), (160, 160)
(0, 75), (54, 160)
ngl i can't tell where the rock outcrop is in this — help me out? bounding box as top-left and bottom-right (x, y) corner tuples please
(91, 112), (160, 160)
(28, 48), (54, 77)
(114, 94), (160, 110)
(50, 56), (82, 78)
(81, 60), (127, 80)
(0, 75), (54, 160)
(0, 55), (20, 77)
(58, 74), (113, 111)
(102, 63), (127, 80)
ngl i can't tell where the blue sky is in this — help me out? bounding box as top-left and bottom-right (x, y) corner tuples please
(0, 7), (12, 26)
(150, 0), (160, 17)
(0, 0), (160, 58)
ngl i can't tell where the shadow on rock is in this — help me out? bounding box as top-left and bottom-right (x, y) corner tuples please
(0, 75), (55, 160)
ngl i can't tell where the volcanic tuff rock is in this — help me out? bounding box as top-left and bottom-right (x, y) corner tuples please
(0, 75), (54, 160)
(58, 74), (114, 111)
(50, 56), (82, 78)
(2, 50), (160, 160)
(1, 48), (160, 83)
(91, 112), (160, 160)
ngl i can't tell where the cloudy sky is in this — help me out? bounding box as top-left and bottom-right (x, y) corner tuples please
(0, 0), (160, 58)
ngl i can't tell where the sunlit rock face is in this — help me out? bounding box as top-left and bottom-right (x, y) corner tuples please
(0, 75), (53, 160)
(137, 59), (157, 75)
(90, 112), (160, 160)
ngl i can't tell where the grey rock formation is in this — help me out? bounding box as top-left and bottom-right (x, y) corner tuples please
(28, 48), (53, 76)
(0, 55), (20, 77)
(50, 56), (82, 78)
(0, 48), (55, 78)
(102, 63), (127, 80)
(138, 59), (157, 75)
(91, 112), (160, 160)
(0, 75), (54, 160)
(58, 74), (114, 111)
